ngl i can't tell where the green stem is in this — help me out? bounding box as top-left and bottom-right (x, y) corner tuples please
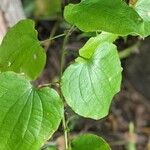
(40, 33), (66, 45)
(59, 26), (75, 150)
(62, 113), (69, 150)
(44, 21), (59, 48)
(127, 122), (136, 150)
(119, 41), (140, 59)
(60, 26), (75, 77)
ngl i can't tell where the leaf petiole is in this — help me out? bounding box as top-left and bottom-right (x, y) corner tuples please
(40, 33), (66, 45)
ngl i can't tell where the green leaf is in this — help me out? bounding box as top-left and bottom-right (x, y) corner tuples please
(0, 19), (46, 80)
(64, 0), (150, 36)
(0, 72), (63, 150)
(70, 134), (111, 150)
(61, 34), (122, 119)
(79, 32), (118, 59)
(134, 0), (150, 34)
(135, 0), (150, 21)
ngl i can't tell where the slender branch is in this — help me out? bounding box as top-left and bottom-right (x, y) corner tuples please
(40, 33), (66, 45)
(39, 26), (75, 150)
(119, 41), (140, 59)
(49, 21), (60, 40)
(59, 26), (75, 150)
(42, 21), (59, 50)
(127, 122), (136, 150)
(62, 113), (69, 150)
(38, 82), (59, 89)
(60, 26), (75, 77)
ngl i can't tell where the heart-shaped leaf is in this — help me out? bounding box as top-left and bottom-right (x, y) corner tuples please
(61, 34), (122, 119)
(0, 72), (63, 150)
(0, 19), (46, 80)
(70, 134), (110, 150)
(64, 0), (150, 36)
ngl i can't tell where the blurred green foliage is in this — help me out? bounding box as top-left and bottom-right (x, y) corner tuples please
(22, 0), (61, 19)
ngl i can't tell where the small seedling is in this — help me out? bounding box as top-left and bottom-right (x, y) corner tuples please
(0, 0), (149, 149)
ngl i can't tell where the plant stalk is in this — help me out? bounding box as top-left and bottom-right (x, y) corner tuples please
(127, 122), (136, 150)
(59, 26), (75, 150)
(119, 41), (140, 59)
(62, 113), (69, 150)
(40, 33), (66, 45)
(60, 26), (75, 77)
